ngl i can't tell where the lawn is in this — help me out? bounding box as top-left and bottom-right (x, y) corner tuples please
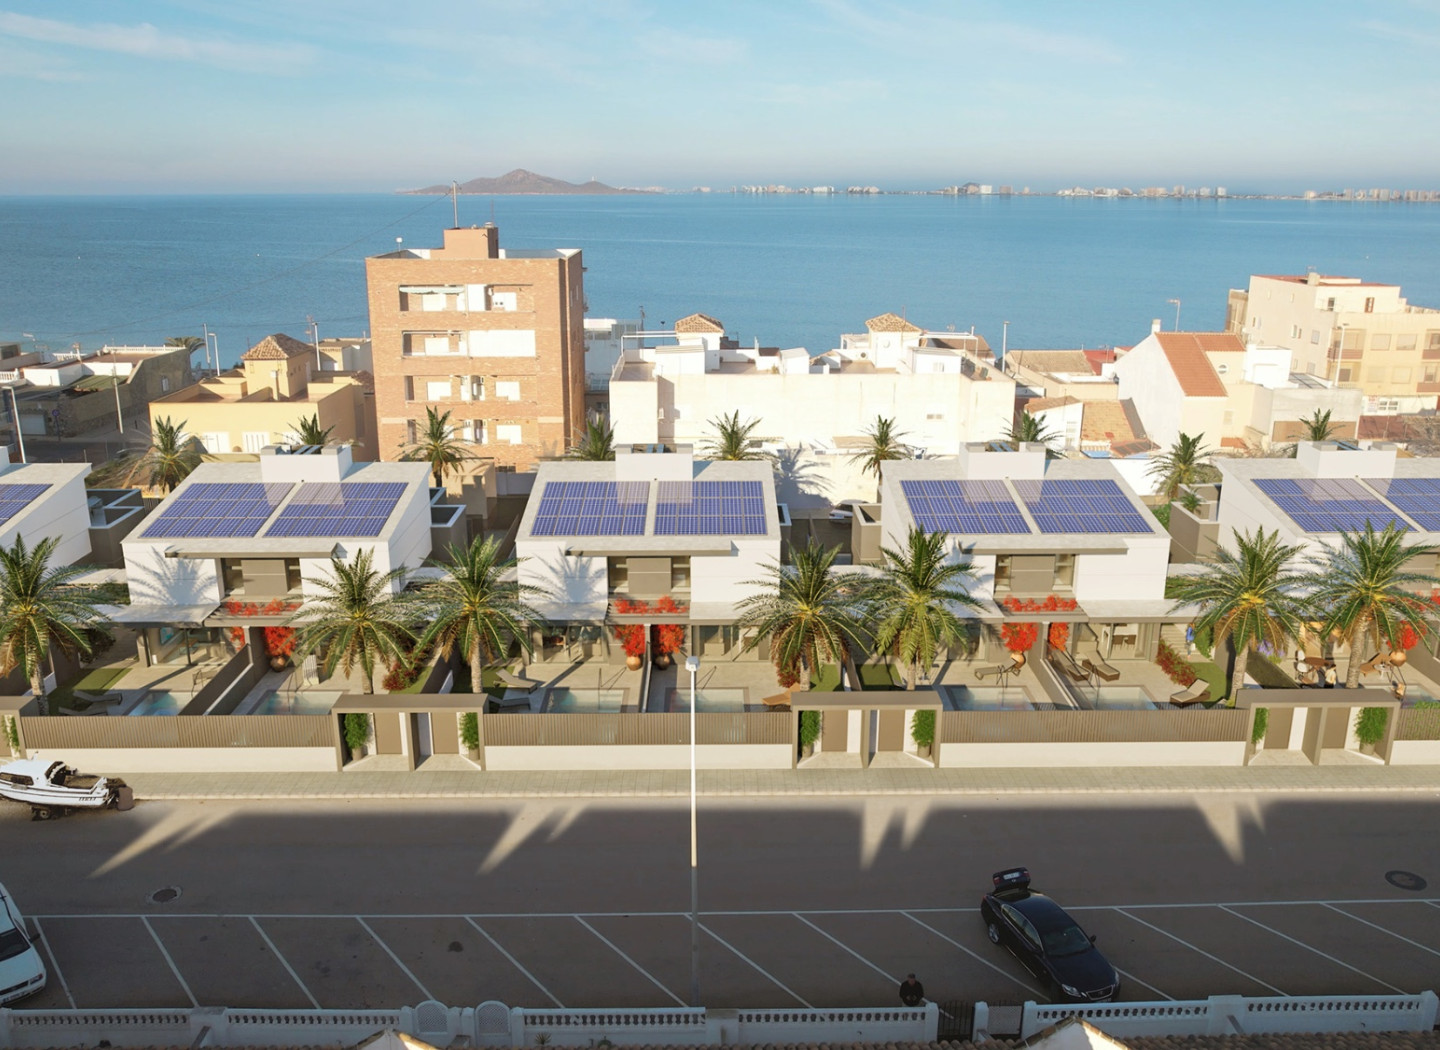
(443, 664), (508, 699)
(857, 663), (902, 690)
(809, 663), (842, 692)
(1187, 660), (1228, 706)
(48, 665), (130, 711)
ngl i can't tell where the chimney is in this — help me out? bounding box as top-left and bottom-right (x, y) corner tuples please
(1306, 271), (1321, 286)
(1151, 319), (1162, 334)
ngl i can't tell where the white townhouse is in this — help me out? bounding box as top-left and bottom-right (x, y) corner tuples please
(0, 451), (93, 567)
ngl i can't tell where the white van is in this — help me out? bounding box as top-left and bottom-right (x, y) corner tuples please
(0, 882), (46, 1005)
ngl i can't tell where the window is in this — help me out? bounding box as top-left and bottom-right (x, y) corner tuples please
(1372, 333), (1391, 350)
(404, 376), (415, 401)
(993, 556), (1012, 592)
(495, 423), (523, 444)
(607, 558), (629, 593)
(426, 380), (451, 401)
(200, 432), (229, 454)
(671, 556), (691, 591)
(1398, 333), (1418, 352)
(1291, 325), (1302, 339)
(286, 559), (302, 592)
(1054, 553), (1075, 589)
(1366, 367), (1386, 383)
(242, 431), (269, 453)
(490, 291), (518, 311)
(495, 381), (521, 401)
(1311, 330), (1320, 344)
(1215, 363), (1228, 375)
(1338, 368), (1353, 383)
(1428, 331), (1440, 350)
(471, 377), (484, 401)
(1327, 298), (1336, 310)
(222, 560), (244, 594)
(1365, 297), (1375, 313)
(160, 376), (171, 393)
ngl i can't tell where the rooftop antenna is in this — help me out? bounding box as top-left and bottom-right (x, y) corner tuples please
(451, 181), (459, 228)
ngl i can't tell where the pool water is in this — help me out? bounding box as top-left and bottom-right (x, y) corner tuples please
(251, 690), (340, 715)
(666, 688), (748, 712)
(127, 691), (189, 716)
(542, 688), (627, 713)
(944, 685), (1035, 711)
(1086, 686), (1157, 710)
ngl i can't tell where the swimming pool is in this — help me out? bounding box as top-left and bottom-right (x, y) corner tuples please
(542, 688), (627, 713)
(250, 690), (340, 715)
(127, 690), (189, 716)
(944, 685), (1035, 711)
(666, 687), (748, 712)
(1084, 686), (1158, 710)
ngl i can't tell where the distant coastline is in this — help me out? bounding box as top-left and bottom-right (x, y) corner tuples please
(404, 168), (655, 196)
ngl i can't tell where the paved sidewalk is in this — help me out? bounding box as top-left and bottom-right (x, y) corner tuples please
(120, 764), (1440, 800)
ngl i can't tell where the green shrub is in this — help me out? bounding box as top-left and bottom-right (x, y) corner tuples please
(911, 709), (936, 748)
(1251, 707), (1269, 745)
(2, 716), (18, 753)
(1413, 699), (1440, 709)
(1355, 706), (1390, 748)
(799, 710), (821, 748)
(459, 712), (480, 751)
(343, 713), (372, 752)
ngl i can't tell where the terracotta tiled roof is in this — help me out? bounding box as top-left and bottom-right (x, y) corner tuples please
(674, 312), (724, 333)
(1153, 333), (1230, 397)
(241, 333), (313, 361)
(1220, 436), (1249, 449)
(1025, 395), (1080, 413)
(1080, 400), (1139, 444)
(1009, 350), (1096, 375)
(1157, 331), (1246, 354)
(866, 312), (922, 333)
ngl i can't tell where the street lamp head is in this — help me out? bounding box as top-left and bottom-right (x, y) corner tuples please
(685, 655), (701, 674)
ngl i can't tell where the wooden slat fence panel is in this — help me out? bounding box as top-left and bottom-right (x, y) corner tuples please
(1396, 707), (1440, 741)
(940, 709), (1249, 744)
(19, 715), (333, 749)
(484, 713), (792, 747)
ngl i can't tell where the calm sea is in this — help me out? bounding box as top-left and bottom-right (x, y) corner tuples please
(3, 192), (1439, 367)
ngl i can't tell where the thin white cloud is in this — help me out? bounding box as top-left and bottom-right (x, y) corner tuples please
(0, 11), (316, 73)
(635, 27), (749, 65)
(1359, 18), (1440, 47)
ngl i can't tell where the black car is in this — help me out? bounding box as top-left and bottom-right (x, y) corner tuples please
(979, 867), (1119, 1003)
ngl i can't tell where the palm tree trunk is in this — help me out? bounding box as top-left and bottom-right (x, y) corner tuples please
(1230, 641), (1249, 705)
(1345, 618), (1370, 689)
(31, 669), (47, 717)
(470, 645), (484, 696)
(906, 660), (917, 690)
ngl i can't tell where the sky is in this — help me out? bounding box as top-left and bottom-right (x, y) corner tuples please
(2, 0), (1440, 194)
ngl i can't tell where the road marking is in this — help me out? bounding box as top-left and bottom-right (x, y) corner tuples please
(1323, 904), (1440, 960)
(1114, 966), (1171, 1001)
(792, 913), (897, 984)
(1112, 908), (1287, 995)
(573, 916), (685, 1007)
(698, 922), (812, 1008)
(31, 918), (75, 1009)
(899, 911), (1046, 997)
(1219, 906), (1406, 993)
(248, 917), (320, 1009)
(464, 917), (563, 1008)
(356, 917), (434, 1002)
(141, 916), (197, 1007)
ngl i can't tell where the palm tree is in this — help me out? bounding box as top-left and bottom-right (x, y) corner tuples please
(703, 410), (766, 461)
(865, 527), (981, 689)
(413, 537), (548, 695)
(292, 413), (334, 446)
(1169, 528), (1308, 704)
(1300, 409), (1339, 443)
(849, 415), (912, 479)
(124, 416), (203, 494)
(164, 336), (205, 353)
(400, 407), (474, 489)
(287, 550), (414, 694)
(0, 535), (112, 715)
(735, 543), (864, 689)
(1005, 412), (1060, 448)
(566, 415), (615, 461)
(1305, 522), (1440, 687)
(1148, 432), (1216, 501)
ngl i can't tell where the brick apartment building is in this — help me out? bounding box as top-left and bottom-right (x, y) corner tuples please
(365, 224), (586, 474)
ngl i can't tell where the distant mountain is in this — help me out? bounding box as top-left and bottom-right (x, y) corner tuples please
(404, 169), (651, 195)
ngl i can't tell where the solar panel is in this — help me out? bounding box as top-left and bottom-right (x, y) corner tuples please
(265, 481), (408, 538)
(899, 479), (1030, 535)
(0, 483), (52, 526)
(654, 480), (767, 536)
(530, 481), (650, 536)
(1012, 478), (1154, 534)
(1365, 477), (1440, 531)
(142, 482), (292, 538)
(1254, 477), (1408, 534)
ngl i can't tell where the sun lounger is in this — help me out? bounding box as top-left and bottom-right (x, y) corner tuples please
(59, 704), (109, 716)
(1169, 680), (1211, 708)
(1049, 649), (1090, 682)
(761, 690), (793, 709)
(1082, 656), (1120, 683)
(72, 690), (124, 707)
(496, 668), (540, 691)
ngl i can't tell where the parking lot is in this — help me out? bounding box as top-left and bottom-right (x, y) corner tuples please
(21, 897), (1440, 1010)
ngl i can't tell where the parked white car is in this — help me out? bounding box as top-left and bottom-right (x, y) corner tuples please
(0, 882), (46, 1006)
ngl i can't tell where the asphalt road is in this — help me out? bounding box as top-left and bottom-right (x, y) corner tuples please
(2, 791), (1437, 1010)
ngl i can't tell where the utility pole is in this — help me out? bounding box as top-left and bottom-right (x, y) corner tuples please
(309, 317), (321, 375)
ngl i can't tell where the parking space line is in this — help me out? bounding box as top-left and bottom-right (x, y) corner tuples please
(356, 917), (434, 1002)
(464, 917), (563, 1008)
(1218, 906), (1406, 993)
(698, 922), (812, 1008)
(792, 913), (897, 984)
(248, 917), (320, 1009)
(899, 912), (1046, 998)
(1323, 904), (1440, 960)
(31, 919), (75, 1009)
(1115, 966), (1171, 1001)
(1113, 908), (1287, 995)
(573, 916), (685, 1007)
(141, 916), (197, 1007)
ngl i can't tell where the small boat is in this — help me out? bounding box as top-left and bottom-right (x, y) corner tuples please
(0, 759), (133, 819)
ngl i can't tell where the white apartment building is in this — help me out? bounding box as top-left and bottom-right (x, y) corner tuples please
(608, 312), (1015, 506)
(1227, 273), (1440, 413)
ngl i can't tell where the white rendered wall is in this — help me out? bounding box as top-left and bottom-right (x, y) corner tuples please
(2, 473), (92, 566)
(485, 744), (792, 770)
(1113, 334), (1188, 450)
(689, 540), (776, 607)
(1073, 537), (1170, 602)
(516, 540), (607, 611)
(939, 741), (1246, 767)
(23, 747), (337, 773)
(123, 541), (220, 606)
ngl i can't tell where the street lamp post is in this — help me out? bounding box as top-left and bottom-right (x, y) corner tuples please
(685, 653), (701, 1007)
(1167, 299), (1182, 331)
(5, 386), (25, 463)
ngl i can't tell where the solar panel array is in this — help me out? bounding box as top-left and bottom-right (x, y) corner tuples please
(143, 482), (293, 538)
(654, 480), (767, 535)
(1012, 478), (1154, 534)
(1254, 477), (1408, 534)
(531, 481), (650, 536)
(0, 483), (52, 526)
(1365, 477), (1440, 530)
(265, 482), (408, 538)
(900, 479), (1030, 534)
